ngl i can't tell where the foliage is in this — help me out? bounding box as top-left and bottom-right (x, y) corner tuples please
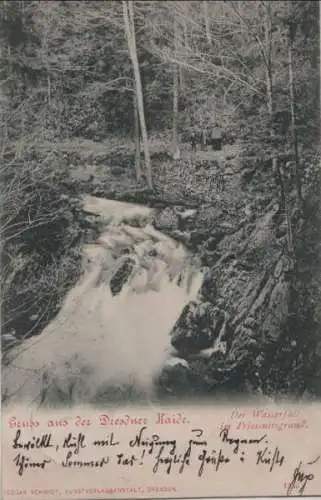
(1, 2), (83, 346)
(1, 146), (83, 342)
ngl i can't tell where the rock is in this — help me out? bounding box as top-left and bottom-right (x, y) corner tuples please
(194, 205), (222, 232)
(273, 258), (284, 278)
(93, 187), (106, 196)
(244, 204), (255, 221)
(2, 333), (19, 352)
(177, 209), (197, 230)
(109, 257), (136, 296)
(179, 209), (197, 220)
(171, 301), (224, 353)
(164, 357), (189, 369)
(110, 166), (123, 176)
(197, 347), (218, 360)
(200, 271), (217, 302)
(243, 316), (257, 329)
(157, 363), (191, 396)
(315, 341), (321, 357)
(200, 249), (221, 267)
(204, 236), (221, 251)
(217, 222), (237, 233)
(247, 211), (276, 250)
(276, 220), (287, 238)
(217, 226), (246, 255)
(190, 229), (212, 246)
(262, 278), (289, 342)
(220, 333), (258, 380)
(188, 359), (214, 390)
(154, 207), (179, 232)
(233, 325), (257, 344)
(201, 321), (259, 390)
(123, 212), (154, 228)
(202, 227), (229, 252)
(240, 167), (256, 187)
(301, 390), (316, 402)
(169, 230), (191, 245)
(197, 346), (227, 361)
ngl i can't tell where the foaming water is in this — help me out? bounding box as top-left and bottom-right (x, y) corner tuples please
(2, 197), (204, 407)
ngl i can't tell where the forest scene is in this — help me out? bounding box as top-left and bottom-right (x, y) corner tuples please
(1, 0), (320, 407)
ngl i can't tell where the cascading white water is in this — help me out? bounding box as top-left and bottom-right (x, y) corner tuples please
(2, 196), (204, 407)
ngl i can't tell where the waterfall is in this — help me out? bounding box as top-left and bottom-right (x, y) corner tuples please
(2, 196), (204, 407)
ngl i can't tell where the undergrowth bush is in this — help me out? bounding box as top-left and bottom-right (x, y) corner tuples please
(1, 146), (83, 348)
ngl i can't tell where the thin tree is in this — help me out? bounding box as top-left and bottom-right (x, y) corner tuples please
(133, 92), (142, 181)
(263, 2), (293, 254)
(203, 1), (211, 44)
(287, 0), (303, 210)
(172, 16), (180, 160)
(179, 1), (189, 91)
(122, 0), (152, 189)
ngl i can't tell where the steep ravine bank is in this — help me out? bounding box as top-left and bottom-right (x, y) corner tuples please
(153, 200), (292, 399)
(153, 192), (321, 402)
(267, 194), (321, 400)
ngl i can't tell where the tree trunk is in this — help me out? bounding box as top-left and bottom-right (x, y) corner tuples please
(203, 1), (211, 44)
(172, 64), (180, 159)
(266, 64), (285, 209)
(183, 1), (189, 48)
(20, 107), (25, 135)
(47, 72), (51, 106)
(264, 8), (286, 212)
(179, 65), (184, 92)
(285, 194), (294, 255)
(178, 2), (188, 92)
(133, 93), (142, 181)
(288, 2), (303, 209)
(264, 5), (293, 256)
(123, 1), (153, 189)
(172, 18), (180, 160)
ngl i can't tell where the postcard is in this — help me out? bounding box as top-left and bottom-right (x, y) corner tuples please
(1, 0), (320, 499)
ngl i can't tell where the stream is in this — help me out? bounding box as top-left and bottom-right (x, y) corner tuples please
(2, 195), (205, 407)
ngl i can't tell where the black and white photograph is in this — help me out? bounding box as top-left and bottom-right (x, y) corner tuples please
(1, 0), (320, 408)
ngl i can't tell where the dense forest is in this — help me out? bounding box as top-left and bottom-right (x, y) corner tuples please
(1, 1), (321, 404)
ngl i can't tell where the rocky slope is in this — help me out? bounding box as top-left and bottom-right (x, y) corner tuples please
(151, 196), (293, 399)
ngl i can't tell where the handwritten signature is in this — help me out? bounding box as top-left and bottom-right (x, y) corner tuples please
(286, 456), (320, 496)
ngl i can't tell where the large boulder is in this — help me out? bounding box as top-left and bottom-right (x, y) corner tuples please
(177, 208), (197, 231)
(154, 207), (179, 232)
(194, 205), (223, 232)
(156, 362), (192, 398)
(261, 277), (290, 343)
(199, 270), (217, 303)
(171, 301), (225, 354)
(109, 257), (136, 296)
